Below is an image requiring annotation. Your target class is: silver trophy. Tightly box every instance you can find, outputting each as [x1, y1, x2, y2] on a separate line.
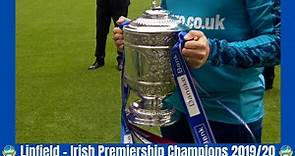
[123, 1, 188, 127]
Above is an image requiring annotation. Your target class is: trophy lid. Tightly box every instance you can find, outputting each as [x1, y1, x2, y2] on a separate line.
[124, 2, 187, 33]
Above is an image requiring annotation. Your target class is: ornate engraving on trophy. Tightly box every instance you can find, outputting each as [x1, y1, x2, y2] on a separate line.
[122, 4, 187, 127]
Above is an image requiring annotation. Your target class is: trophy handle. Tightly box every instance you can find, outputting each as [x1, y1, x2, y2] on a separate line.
[152, 0, 157, 9]
[152, 0, 161, 10]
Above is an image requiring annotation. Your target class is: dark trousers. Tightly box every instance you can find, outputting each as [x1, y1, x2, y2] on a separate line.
[160, 114, 262, 143]
[95, 4, 128, 62]
[263, 66, 275, 89]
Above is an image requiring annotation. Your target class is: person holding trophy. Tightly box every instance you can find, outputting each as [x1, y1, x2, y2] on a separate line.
[113, 0, 280, 143]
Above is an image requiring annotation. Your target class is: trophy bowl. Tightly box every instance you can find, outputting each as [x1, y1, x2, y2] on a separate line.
[123, 6, 188, 127]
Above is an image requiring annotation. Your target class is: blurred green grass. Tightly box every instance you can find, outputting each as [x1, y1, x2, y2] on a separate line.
[262, 67, 281, 143]
[16, 0, 280, 143]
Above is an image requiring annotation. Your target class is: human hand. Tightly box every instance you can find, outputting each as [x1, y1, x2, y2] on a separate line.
[182, 30, 210, 68]
[113, 16, 130, 50]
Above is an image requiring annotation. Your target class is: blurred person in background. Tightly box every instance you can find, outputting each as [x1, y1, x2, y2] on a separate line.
[89, 0, 130, 70]
[263, 66, 275, 90]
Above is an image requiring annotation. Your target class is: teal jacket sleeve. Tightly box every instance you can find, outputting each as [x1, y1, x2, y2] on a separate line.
[207, 0, 280, 68]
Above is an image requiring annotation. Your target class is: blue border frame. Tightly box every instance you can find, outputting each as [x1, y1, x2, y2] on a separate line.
[281, 0, 295, 145]
[0, 0, 15, 144]
[0, 0, 294, 147]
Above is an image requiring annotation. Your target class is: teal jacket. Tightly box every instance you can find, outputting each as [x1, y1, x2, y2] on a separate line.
[161, 0, 280, 124]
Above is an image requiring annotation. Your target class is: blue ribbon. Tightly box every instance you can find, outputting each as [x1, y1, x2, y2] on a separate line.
[119, 21, 134, 143]
[120, 66, 133, 143]
[118, 21, 131, 30]
[170, 32, 216, 144]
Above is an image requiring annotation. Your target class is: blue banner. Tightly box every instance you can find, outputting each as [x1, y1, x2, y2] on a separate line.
[0, 144, 291, 156]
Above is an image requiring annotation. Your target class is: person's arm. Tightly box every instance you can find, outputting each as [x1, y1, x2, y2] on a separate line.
[207, 0, 280, 68]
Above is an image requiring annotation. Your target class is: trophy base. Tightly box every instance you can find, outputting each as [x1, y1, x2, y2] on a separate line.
[126, 100, 180, 127]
